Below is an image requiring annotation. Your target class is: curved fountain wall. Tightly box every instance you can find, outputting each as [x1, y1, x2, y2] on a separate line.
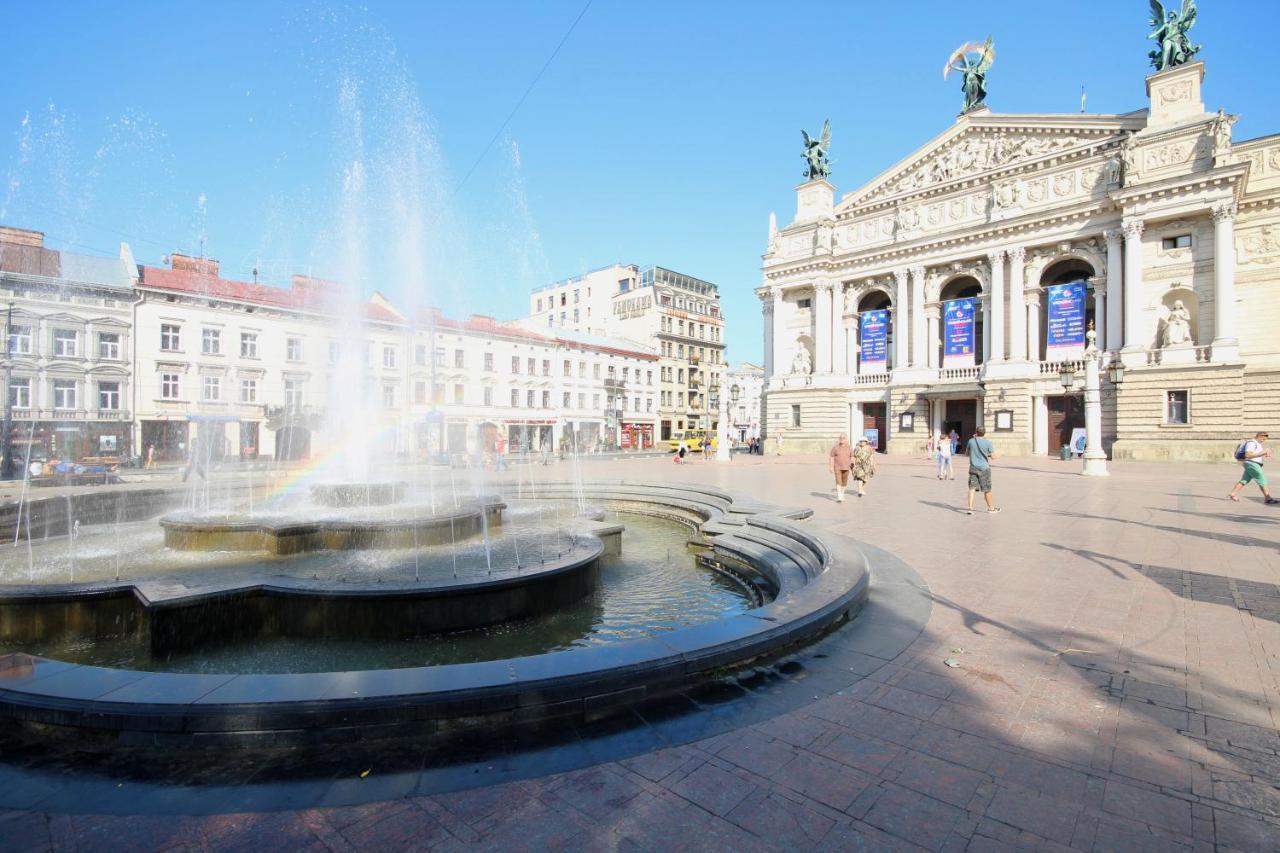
[0, 482, 868, 747]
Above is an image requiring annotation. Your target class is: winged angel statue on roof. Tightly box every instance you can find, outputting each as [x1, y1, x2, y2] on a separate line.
[801, 120, 831, 181]
[1148, 0, 1200, 71]
[944, 36, 995, 114]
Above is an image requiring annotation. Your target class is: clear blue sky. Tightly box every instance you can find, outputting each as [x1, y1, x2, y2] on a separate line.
[2, 1, 1274, 364]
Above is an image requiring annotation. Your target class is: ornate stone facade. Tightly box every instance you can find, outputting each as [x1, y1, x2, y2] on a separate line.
[758, 61, 1280, 462]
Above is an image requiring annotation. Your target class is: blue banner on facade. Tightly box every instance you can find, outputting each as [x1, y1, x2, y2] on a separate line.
[860, 309, 888, 364]
[943, 298, 976, 357]
[1046, 280, 1087, 350]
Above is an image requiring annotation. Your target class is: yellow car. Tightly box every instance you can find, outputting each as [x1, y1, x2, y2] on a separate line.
[667, 431, 719, 452]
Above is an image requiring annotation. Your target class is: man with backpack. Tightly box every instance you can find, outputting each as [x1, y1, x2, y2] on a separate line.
[1228, 432, 1278, 504]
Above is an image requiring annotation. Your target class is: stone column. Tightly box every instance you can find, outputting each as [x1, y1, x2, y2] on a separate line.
[925, 305, 940, 369]
[1211, 203, 1240, 362]
[981, 296, 992, 363]
[832, 286, 848, 374]
[987, 250, 1006, 362]
[1026, 291, 1042, 362]
[771, 286, 787, 380]
[910, 266, 927, 367]
[1104, 228, 1124, 351]
[760, 290, 776, 380]
[814, 282, 833, 373]
[1094, 287, 1107, 355]
[1121, 219, 1146, 359]
[893, 268, 909, 369]
[1007, 247, 1026, 361]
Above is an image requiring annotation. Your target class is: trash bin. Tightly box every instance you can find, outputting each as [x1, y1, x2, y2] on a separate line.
[1059, 444, 1072, 461]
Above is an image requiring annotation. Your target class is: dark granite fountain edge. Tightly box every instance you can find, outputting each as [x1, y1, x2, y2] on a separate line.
[0, 484, 867, 746]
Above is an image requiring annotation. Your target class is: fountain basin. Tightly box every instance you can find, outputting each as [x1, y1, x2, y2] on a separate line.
[0, 483, 868, 747]
[160, 498, 506, 554]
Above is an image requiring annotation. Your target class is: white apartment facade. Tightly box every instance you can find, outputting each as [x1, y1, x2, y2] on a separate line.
[725, 362, 765, 443]
[0, 227, 135, 466]
[528, 264, 636, 336]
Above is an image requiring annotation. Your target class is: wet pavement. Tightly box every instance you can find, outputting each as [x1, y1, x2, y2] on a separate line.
[3, 452, 1279, 850]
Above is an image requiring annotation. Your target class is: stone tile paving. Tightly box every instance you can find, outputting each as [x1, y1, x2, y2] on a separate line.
[7, 453, 1280, 850]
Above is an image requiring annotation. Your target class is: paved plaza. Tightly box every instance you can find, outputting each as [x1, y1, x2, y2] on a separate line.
[4, 451, 1280, 851]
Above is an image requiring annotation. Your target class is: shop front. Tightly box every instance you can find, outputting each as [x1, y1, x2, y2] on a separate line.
[10, 419, 132, 467]
[620, 422, 654, 450]
[142, 419, 188, 463]
[506, 419, 555, 454]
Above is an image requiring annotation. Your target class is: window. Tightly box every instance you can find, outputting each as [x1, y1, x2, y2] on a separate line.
[542, 359, 550, 376]
[511, 389, 519, 407]
[161, 373, 180, 399]
[202, 376, 221, 401]
[593, 363, 601, 379]
[53, 379, 76, 410]
[563, 360, 572, 376]
[383, 345, 397, 368]
[647, 370, 653, 385]
[541, 390, 550, 408]
[454, 384, 464, 404]
[526, 390, 535, 408]
[484, 353, 494, 372]
[592, 394, 600, 409]
[511, 356, 520, 374]
[562, 392, 570, 407]
[414, 380, 427, 404]
[536, 298, 543, 312]
[433, 347, 445, 367]
[160, 324, 181, 351]
[647, 398, 653, 412]
[284, 379, 303, 411]
[483, 387, 493, 406]
[97, 332, 121, 360]
[9, 324, 31, 355]
[573, 309, 579, 323]
[1162, 234, 1192, 250]
[797, 298, 812, 309]
[202, 328, 221, 355]
[415, 344, 427, 366]
[329, 341, 340, 365]
[432, 383, 445, 404]
[527, 358, 536, 374]
[241, 332, 258, 358]
[677, 392, 684, 406]
[454, 349, 465, 368]
[1165, 390, 1190, 425]
[573, 289, 580, 304]
[791, 404, 802, 427]
[578, 362, 585, 378]
[10, 378, 30, 408]
[240, 379, 258, 403]
[286, 337, 302, 362]
[382, 384, 396, 409]
[53, 329, 77, 357]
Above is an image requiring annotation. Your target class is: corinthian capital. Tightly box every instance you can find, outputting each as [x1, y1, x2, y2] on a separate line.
[1122, 219, 1145, 240]
[1211, 202, 1237, 224]
[1102, 227, 1123, 243]
[893, 268, 910, 286]
[1006, 247, 1026, 264]
[909, 265, 926, 281]
[987, 249, 1006, 265]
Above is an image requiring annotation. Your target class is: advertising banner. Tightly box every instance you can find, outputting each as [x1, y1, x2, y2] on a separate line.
[1046, 280, 1087, 351]
[859, 309, 888, 367]
[943, 298, 976, 366]
[863, 428, 879, 450]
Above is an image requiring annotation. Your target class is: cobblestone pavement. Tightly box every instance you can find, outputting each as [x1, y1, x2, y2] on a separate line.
[4, 453, 1280, 850]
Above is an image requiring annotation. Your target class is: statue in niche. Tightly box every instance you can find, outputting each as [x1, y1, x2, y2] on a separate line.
[945, 36, 995, 113]
[1148, 0, 1200, 72]
[815, 221, 833, 252]
[791, 344, 813, 375]
[1120, 136, 1139, 185]
[1162, 299, 1194, 347]
[801, 120, 831, 180]
[1211, 109, 1235, 157]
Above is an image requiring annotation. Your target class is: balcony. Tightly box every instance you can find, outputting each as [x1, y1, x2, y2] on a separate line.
[603, 377, 627, 390]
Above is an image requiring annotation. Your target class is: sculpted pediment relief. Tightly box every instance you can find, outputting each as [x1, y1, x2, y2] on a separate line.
[841, 124, 1126, 211]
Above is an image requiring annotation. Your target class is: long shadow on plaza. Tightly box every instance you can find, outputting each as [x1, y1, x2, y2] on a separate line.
[1030, 508, 1280, 553]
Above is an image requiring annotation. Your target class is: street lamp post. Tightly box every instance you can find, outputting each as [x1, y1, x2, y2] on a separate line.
[716, 384, 740, 462]
[1, 301, 13, 480]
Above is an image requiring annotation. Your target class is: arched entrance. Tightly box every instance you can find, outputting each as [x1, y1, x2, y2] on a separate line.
[938, 276, 984, 365]
[1037, 258, 1097, 360]
[855, 290, 893, 372]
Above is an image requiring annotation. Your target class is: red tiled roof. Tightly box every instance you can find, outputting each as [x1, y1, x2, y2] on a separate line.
[139, 265, 404, 324]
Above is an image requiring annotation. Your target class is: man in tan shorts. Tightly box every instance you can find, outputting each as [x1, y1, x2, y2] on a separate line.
[829, 433, 853, 503]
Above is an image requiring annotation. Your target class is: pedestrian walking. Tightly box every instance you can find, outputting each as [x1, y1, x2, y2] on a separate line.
[850, 437, 876, 497]
[144, 444, 156, 470]
[964, 427, 1000, 515]
[676, 441, 688, 464]
[1228, 431, 1278, 504]
[829, 433, 853, 502]
[948, 428, 960, 456]
[935, 430, 954, 480]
